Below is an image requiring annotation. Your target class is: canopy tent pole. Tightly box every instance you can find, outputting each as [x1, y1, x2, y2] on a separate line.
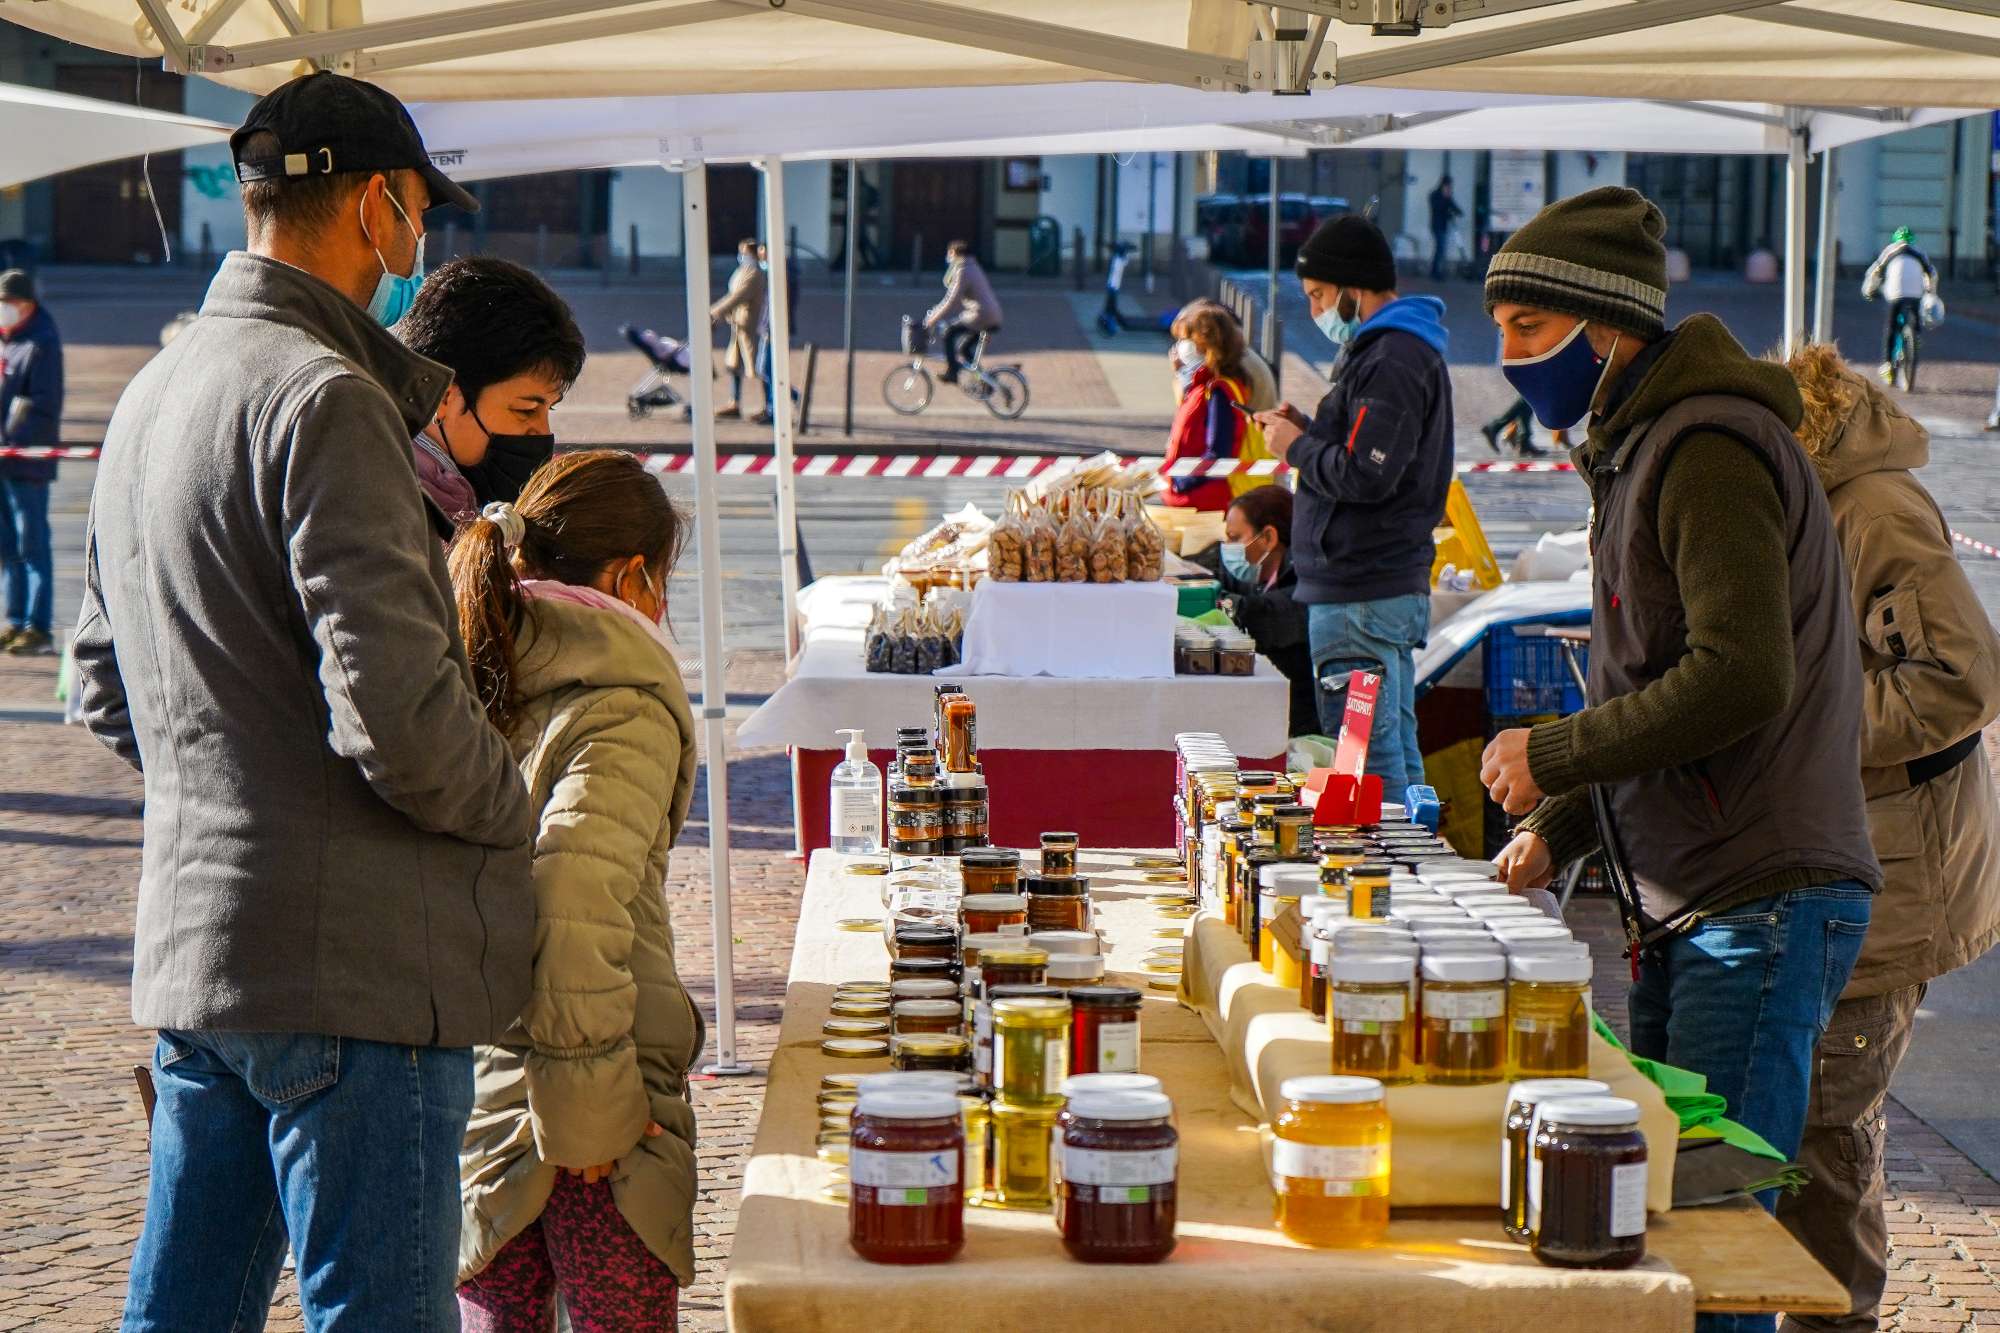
[843, 159, 859, 437]
[759, 156, 802, 661]
[1264, 155, 1281, 370]
[677, 161, 752, 1077]
[1813, 145, 1839, 344]
[1783, 114, 1809, 355]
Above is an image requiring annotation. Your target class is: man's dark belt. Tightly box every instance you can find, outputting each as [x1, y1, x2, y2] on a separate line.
[1908, 732, 1981, 788]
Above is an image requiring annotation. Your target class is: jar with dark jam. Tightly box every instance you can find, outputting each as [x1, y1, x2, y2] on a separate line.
[1067, 985, 1142, 1075]
[1501, 1078, 1609, 1241]
[893, 923, 959, 963]
[1531, 1096, 1648, 1269]
[890, 955, 960, 986]
[847, 1088, 965, 1264]
[1022, 875, 1091, 931]
[890, 1033, 973, 1073]
[1040, 831, 1080, 879]
[959, 847, 1021, 895]
[1057, 1089, 1178, 1263]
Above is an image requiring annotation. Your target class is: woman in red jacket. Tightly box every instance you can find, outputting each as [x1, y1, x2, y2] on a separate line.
[1161, 304, 1255, 511]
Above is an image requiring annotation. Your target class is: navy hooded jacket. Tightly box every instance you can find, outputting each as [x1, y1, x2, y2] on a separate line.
[1290, 295, 1453, 604]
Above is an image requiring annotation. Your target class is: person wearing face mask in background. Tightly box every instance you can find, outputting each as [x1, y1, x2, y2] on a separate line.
[1254, 214, 1452, 796]
[0, 268, 63, 656]
[1187, 485, 1317, 737]
[1161, 306, 1260, 513]
[396, 256, 587, 540]
[1171, 299, 1277, 413]
[73, 72, 534, 1331]
[1478, 193, 1878, 1333]
[709, 238, 768, 418]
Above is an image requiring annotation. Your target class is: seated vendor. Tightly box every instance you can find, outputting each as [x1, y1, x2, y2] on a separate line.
[1189, 485, 1317, 737]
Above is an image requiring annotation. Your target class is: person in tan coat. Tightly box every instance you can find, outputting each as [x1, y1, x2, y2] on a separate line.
[449, 450, 702, 1332]
[709, 237, 767, 417]
[1777, 343, 2000, 1333]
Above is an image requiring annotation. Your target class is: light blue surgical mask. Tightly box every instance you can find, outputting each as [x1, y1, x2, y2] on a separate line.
[1219, 541, 1255, 582]
[1502, 321, 1619, 430]
[1313, 290, 1361, 346]
[362, 188, 425, 328]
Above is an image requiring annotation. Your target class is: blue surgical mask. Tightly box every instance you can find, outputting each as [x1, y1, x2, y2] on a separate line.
[1313, 290, 1361, 346]
[362, 188, 425, 328]
[1502, 321, 1619, 430]
[1219, 542, 1255, 581]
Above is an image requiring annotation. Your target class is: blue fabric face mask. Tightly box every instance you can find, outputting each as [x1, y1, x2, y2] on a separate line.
[1220, 542, 1255, 581]
[363, 188, 426, 328]
[1502, 320, 1618, 430]
[1313, 290, 1360, 346]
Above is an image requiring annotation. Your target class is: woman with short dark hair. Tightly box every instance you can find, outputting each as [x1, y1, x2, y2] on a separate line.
[1192, 484, 1318, 737]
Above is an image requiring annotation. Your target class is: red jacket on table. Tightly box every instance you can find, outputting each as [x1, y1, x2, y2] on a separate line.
[1162, 365, 1249, 511]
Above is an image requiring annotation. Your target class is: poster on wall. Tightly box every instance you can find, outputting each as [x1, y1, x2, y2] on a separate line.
[1488, 150, 1547, 234]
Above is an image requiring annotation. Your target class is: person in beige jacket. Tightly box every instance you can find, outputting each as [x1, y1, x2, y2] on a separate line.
[449, 449, 702, 1332]
[709, 237, 768, 417]
[1777, 343, 2000, 1333]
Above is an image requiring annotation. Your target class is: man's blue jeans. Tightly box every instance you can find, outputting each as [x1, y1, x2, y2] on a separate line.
[1629, 882, 1873, 1333]
[0, 476, 53, 633]
[122, 1031, 475, 1333]
[1307, 593, 1429, 797]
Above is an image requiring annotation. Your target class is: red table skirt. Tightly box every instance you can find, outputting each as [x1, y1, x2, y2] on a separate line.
[792, 746, 1287, 854]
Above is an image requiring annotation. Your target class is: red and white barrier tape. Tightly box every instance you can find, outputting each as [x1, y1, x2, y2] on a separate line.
[1953, 530, 2000, 561]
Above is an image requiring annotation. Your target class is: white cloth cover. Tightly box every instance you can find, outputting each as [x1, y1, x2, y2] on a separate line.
[954, 579, 1176, 679]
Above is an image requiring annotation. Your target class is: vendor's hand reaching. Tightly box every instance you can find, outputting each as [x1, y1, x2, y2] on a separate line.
[1254, 404, 1310, 463]
[1495, 831, 1555, 893]
[568, 1121, 664, 1184]
[1480, 727, 1546, 815]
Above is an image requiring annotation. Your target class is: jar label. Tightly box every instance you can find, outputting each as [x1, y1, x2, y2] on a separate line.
[973, 1002, 993, 1077]
[1096, 1021, 1141, 1073]
[1271, 1139, 1385, 1191]
[1427, 989, 1504, 1023]
[849, 1147, 960, 1200]
[833, 787, 879, 839]
[1611, 1161, 1648, 1237]
[1062, 1144, 1177, 1187]
[1334, 991, 1406, 1023]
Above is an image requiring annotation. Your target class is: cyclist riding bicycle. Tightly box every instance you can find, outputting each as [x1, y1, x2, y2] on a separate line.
[1861, 225, 1937, 385]
[923, 241, 1003, 383]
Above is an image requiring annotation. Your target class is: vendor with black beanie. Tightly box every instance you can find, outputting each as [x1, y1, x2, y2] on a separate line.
[1254, 214, 1453, 797]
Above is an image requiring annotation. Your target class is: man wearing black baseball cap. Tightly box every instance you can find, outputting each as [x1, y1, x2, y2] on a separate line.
[1253, 214, 1453, 800]
[74, 72, 532, 1331]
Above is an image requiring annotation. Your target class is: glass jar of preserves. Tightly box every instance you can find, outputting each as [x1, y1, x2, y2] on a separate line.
[886, 783, 942, 856]
[1532, 1097, 1648, 1269]
[960, 1092, 992, 1205]
[1058, 1089, 1178, 1263]
[1319, 841, 1367, 889]
[1259, 889, 1303, 984]
[1062, 1072, 1162, 1099]
[1329, 953, 1416, 1084]
[960, 931, 1015, 980]
[824, 1017, 891, 1040]
[989, 1101, 1061, 1211]
[1344, 863, 1392, 919]
[848, 1088, 964, 1263]
[890, 1033, 973, 1073]
[893, 922, 959, 963]
[1022, 875, 1091, 932]
[1044, 953, 1106, 990]
[1216, 631, 1257, 678]
[961, 893, 1028, 935]
[1236, 853, 1279, 954]
[1249, 794, 1293, 850]
[889, 955, 959, 987]
[901, 746, 940, 787]
[977, 946, 1049, 996]
[1236, 770, 1283, 803]
[991, 996, 1071, 1107]
[1502, 1078, 1610, 1240]
[958, 847, 1021, 895]
[1420, 953, 1507, 1085]
[973, 983, 1062, 1088]
[941, 783, 988, 848]
[1272, 804, 1314, 860]
[1040, 832, 1080, 879]
[1509, 955, 1592, 1080]
[1218, 819, 1253, 926]
[1067, 985, 1142, 1075]
[940, 694, 979, 773]
[1271, 1075, 1391, 1247]
[891, 977, 961, 1004]
[830, 997, 893, 1020]
[892, 999, 965, 1037]
[1300, 901, 1343, 1013]
[1028, 929, 1098, 958]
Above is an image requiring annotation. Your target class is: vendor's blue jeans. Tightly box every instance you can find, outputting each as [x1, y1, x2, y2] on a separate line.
[1307, 593, 1429, 797]
[123, 1031, 474, 1332]
[1628, 882, 1873, 1333]
[0, 476, 53, 633]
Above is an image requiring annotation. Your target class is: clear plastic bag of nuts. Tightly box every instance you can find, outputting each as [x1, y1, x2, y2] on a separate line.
[1088, 490, 1128, 582]
[1024, 500, 1058, 582]
[1055, 494, 1091, 583]
[987, 491, 1027, 582]
[1125, 492, 1166, 581]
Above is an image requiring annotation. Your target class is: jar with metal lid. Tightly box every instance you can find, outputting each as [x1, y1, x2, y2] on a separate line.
[893, 922, 959, 962]
[1029, 928, 1099, 958]
[830, 997, 894, 1020]
[1067, 985, 1142, 1075]
[889, 955, 960, 987]
[1301, 900, 1346, 1014]
[1058, 1089, 1178, 1262]
[960, 1092, 993, 1205]
[940, 693, 978, 773]
[1218, 820, 1253, 926]
[1272, 804, 1315, 860]
[1236, 770, 1284, 803]
[941, 783, 988, 846]
[824, 1016, 891, 1040]
[1503, 939, 1592, 963]
[1329, 953, 1416, 1084]
[991, 995, 1071, 1107]
[960, 931, 1016, 980]
[890, 1033, 972, 1073]
[977, 946, 1048, 997]
[1249, 793, 1293, 850]
[1236, 852, 1280, 954]
[1420, 954, 1507, 1085]
[973, 981, 1062, 1088]
[959, 847, 1021, 895]
[848, 1087, 964, 1263]
[1271, 1075, 1391, 1247]
[1040, 831, 1080, 879]
[1023, 875, 1091, 932]
[1508, 955, 1592, 1079]
[961, 893, 1028, 936]
[1502, 1078, 1610, 1240]
[891, 977, 961, 1004]
[1062, 1072, 1162, 1099]
[1344, 862, 1392, 919]
[886, 783, 943, 856]
[989, 1101, 1061, 1210]
[1044, 953, 1107, 990]
[1531, 1096, 1648, 1269]
[1258, 886, 1303, 983]
[901, 747, 940, 787]
[892, 999, 965, 1037]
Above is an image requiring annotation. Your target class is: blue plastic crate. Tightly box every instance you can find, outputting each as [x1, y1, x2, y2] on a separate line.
[1484, 623, 1587, 720]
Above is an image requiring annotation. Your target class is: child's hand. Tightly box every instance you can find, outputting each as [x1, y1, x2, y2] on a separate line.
[568, 1122, 664, 1183]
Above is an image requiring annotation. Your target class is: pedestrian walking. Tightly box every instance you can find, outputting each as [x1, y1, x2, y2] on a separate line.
[396, 255, 586, 539]
[1254, 213, 1453, 797]
[1428, 175, 1463, 281]
[709, 238, 766, 418]
[71, 71, 533, 1331]
[1479, 188, 1881, 1333]
[0, 268, 62, 656]
[1161, 306, 1263, 514]
[752, 241, 800, 426]
[1775, 343, 2000, 1333]
[450, 450, 701, 1333]
[1172, 298, 1277, 412]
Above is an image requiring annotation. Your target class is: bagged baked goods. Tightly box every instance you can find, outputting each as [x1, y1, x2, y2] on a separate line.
[1125, 493, 1166, 582]
[988, 492, 1027, 582]
[1088, 491, 1128, 583]
[1024, 500, 1058, 582]
[864, 605, 894, 673]
[1055, 494, 1092, 583]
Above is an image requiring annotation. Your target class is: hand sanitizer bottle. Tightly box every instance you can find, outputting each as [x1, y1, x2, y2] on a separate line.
[830, 728, 883, 855]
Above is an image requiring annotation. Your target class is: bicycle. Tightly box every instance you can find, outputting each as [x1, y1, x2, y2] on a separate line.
[1887, 300, 1921, 392]
[883, 316, 1030, 420]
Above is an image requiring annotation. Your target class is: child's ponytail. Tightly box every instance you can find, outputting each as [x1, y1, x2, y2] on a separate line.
[449, 503, 527, 734]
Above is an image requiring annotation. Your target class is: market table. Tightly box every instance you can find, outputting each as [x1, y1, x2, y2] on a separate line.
[735, 577, 1290, 852]
[723, 850, 1848, 1331]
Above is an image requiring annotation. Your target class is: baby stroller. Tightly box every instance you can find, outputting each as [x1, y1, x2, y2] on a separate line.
[621, 323, 693, 419]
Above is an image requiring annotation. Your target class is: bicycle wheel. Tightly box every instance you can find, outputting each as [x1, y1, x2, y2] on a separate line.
[882, 363, 934, 415]
[981, 367, 1030, 420]
[1899, 330, 1920, 393]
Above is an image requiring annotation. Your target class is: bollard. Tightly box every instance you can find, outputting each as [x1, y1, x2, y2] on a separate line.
[629, 223, 640, 276]
[798, 342, 819, 435]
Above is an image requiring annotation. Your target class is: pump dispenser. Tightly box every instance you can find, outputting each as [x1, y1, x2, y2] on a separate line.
[831, 728, 884, 855]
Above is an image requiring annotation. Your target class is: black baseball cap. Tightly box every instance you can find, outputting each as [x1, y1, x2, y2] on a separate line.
[230, 70, 477, 214]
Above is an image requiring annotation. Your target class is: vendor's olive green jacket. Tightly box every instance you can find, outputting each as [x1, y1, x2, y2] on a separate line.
[459, 592, 703, 1286]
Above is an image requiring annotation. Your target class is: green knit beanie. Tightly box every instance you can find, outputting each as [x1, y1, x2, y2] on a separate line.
[1484, 186, 1670, 339]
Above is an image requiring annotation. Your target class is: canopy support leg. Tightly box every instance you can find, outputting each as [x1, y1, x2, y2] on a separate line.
[1783, 116, 1809, 356]
[1813, 145, 1839, 345]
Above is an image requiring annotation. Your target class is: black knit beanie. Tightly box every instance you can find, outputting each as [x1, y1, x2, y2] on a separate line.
[1295, 214, 1396, 291]
[1483, 186, 1669, 339]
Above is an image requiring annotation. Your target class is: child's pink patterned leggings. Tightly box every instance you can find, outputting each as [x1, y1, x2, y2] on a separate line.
[458, 1172, 680, 1333]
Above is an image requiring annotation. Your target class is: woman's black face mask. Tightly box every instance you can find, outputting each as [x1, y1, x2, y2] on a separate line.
[459, 404, 555, 508]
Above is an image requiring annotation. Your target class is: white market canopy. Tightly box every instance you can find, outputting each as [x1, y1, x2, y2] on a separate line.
[14, 1, 2000, 108]
[0, 81, 230, 190]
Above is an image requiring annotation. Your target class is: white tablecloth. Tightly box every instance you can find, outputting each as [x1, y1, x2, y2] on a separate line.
[957, 579, 1176, 678]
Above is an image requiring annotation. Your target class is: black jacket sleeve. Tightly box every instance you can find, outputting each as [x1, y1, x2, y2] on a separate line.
[1292, 347, 1434, 506]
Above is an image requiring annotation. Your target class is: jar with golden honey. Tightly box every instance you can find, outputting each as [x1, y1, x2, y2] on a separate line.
[892, 999, 965, 1037]
[1343, 863, 1392, 919]
[1023, 875, 1091, 932]
[989, 1100, 1061, 1211]
[1509, 955, 1592, 1079]
[890, 1033, 972, 1074]
[959, 847, 1021, 895]
[1329, 953, 1416, 1084]
[991, 995, 1070, 1107]
[1249, 793, 1292, 850]
[1272, 803, 1314, 860]
[1271, 1075, 1391, 1247]
[1039, 831, 1080, 879]
[962, 893, 1028, 936]
[1420, 953, 1507, 1085]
